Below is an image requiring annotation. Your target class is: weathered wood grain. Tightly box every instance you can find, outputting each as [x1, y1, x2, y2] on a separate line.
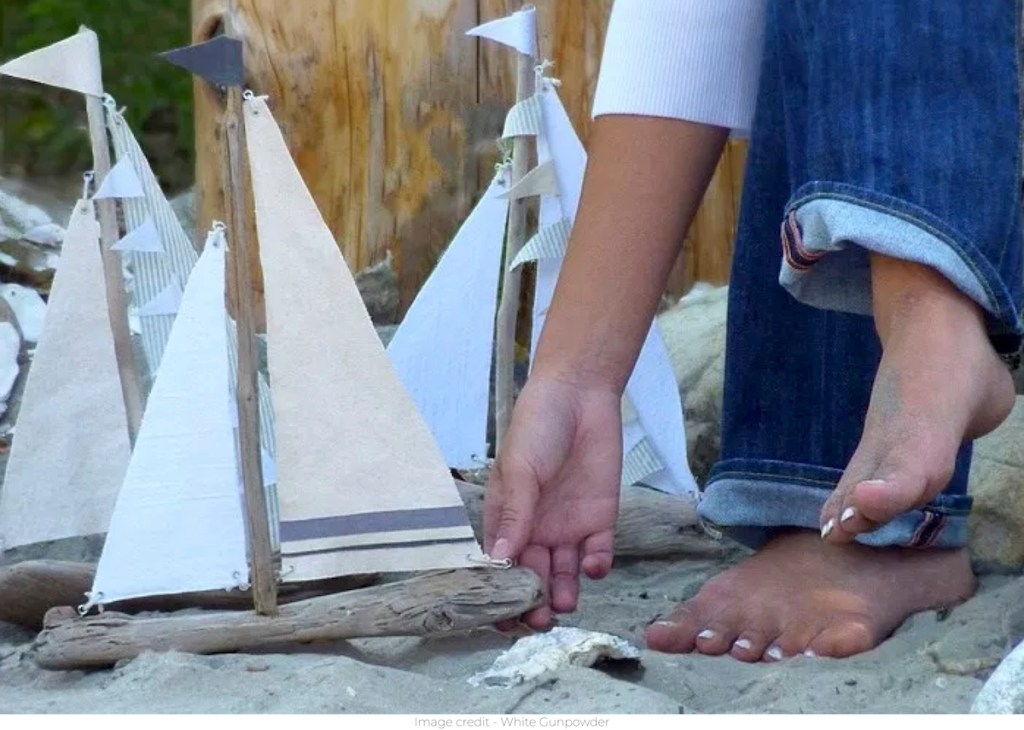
[32, 567, 544, 670]
[454, 480, 726, 559]
[0, 560, 376, 630]
[192, 0, 746, 328]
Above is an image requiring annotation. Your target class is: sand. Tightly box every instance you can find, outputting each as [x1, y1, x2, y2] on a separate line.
[2, 551, 1021, 714]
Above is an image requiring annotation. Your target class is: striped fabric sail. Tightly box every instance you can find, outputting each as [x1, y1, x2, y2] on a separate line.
[243, 94, 482, 581]
[107, 106, 280, 536]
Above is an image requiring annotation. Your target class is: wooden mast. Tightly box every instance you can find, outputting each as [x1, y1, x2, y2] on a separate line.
[220, 8, 278, 616]
[80, 26, 145, 442]
[493, 45, 536, 452]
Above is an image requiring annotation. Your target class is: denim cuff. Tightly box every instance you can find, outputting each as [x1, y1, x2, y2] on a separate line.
[779, 182, 1024, 353]
[698, 458, 972, 550]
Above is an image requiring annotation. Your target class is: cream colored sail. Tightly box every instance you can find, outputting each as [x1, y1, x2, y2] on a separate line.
[243, 94, 482, 582]
[0, 200, 130, 549]
[88, 229, 249, 606]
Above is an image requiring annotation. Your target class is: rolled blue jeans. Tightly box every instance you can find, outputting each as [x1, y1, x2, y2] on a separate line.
[698, 0, 1024, 549]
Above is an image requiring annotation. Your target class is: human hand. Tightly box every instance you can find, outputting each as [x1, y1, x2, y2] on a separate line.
[484, 375, 623, 629]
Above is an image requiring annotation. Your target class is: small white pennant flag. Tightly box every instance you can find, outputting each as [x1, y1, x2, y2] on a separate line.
[112, 216, 165, 253]
[498, 160, 559, 200]
[466, 7, 537, 57]
[137, 280, 183, 317]
[0, 29, 103, 97]
[93, 158, 145, 200]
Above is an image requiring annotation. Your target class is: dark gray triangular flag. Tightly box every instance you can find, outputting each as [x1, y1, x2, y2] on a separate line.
[159, 36, 243, 87]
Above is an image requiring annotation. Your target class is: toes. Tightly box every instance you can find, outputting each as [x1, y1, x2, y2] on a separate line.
[823, 453, 955, 544]
[806, 619, 878, 658]
[772, 619, 828, 660]
[728, 630, 775, 663]
[644, 604, 704, 654]
[693, 619, 743, 656]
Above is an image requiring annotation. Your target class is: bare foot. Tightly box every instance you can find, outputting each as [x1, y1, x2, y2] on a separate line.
[820, 256, 1015, 541]
[644, 530, 975, 660]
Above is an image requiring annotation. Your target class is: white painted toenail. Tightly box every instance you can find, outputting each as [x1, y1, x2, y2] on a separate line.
[803, 649, 817, 658]
[840, 507, 856, 523]
[733, 638, 753, 651]
[766, 646, 784, 661]
[697, 629, 717, 640]
[820, 519, 834, 539]
[652, 621, 677, 629]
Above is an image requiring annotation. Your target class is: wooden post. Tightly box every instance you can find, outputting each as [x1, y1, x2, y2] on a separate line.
[493, 51, 535, 452]
[81, 55, 145, 442]
[222, 80, 277, 616]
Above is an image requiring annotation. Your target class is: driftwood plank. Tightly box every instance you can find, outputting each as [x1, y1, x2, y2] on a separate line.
[0, 560, 376, 630]
[33, 567, 544, 670]
[455, 480, 726, 559]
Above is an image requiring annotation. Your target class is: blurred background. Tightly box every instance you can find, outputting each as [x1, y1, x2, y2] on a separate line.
[1, 0, 193, 191]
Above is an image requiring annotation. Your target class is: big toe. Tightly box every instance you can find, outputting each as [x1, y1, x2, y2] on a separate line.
[825, 449, 955, 543]
[806, 618, 878, 659]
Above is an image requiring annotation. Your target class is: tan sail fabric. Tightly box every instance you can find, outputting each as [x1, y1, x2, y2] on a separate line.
[0, 29, 103, 97]
[0, 201, 130, 549]
[243, 95, 481, 581]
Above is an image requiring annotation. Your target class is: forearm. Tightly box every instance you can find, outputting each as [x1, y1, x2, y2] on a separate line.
[531, 114, 729, 394]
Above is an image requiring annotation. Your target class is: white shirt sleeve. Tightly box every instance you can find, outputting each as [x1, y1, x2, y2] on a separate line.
[592, 0, 768, 134]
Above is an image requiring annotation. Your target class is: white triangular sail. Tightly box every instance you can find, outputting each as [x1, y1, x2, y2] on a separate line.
[93, 157, 145, 200]
[112, 215, 164, 253]
[107, 105, 278, 483]
[89, 231, 249, 606]
[387, 170, 511, 468]
[243, 94, 482, 582]
[0, 200, 130, 549]
[0, 29, 103, 97]
[466, 7, 537, 57]
[137, 280, 183, 317]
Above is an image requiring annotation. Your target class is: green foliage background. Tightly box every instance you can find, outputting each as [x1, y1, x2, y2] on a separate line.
[0, 0, 193, 190]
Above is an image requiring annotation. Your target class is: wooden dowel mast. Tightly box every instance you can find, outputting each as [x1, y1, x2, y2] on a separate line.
[493, 49, 536, 452]
[81, 31, 145, 442]
[222, 86, 277, 616]
[218, 7, 277, 615]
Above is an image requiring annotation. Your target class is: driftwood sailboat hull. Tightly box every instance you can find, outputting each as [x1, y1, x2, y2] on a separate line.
[0, 560, 377, 630]
[32, 567, 543, 670]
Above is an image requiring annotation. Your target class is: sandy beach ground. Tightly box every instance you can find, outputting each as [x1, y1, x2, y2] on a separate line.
[2, 550, 1021, 713]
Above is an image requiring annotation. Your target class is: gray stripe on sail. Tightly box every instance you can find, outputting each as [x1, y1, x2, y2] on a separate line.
[280, 506, 471, 542]
[282, 536, 478, 559]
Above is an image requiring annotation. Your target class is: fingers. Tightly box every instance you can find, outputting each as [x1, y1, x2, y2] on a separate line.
[550, 544, 580, 613]
[580, 529, 614, 580]
[519, 544, 553, 629]
[483, 462, 539, 562]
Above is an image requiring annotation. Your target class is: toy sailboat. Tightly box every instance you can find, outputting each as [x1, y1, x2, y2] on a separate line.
[27, 33, 540, 668]
[390, 8, 698, 497]
[0, 29, 278, 625]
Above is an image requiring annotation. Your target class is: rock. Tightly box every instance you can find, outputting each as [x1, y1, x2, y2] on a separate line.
[657, 285, 727, 484]
[355, 253, 400, 325]
[0, 285, 46, 344]
[968, 397, 1024, 571]
[0, 323, 20, 420]
[971, 639, 1024, 713]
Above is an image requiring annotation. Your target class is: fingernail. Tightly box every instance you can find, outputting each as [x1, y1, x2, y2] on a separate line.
[491, 538, 511, 560]
[840, 507, 856, 523]
[766, 646, 784, 661]
[803, 649, 817, 658]
[733, 638, 752, 651]
[697, 629, 717, 641]
[820, 519, 834, 539]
